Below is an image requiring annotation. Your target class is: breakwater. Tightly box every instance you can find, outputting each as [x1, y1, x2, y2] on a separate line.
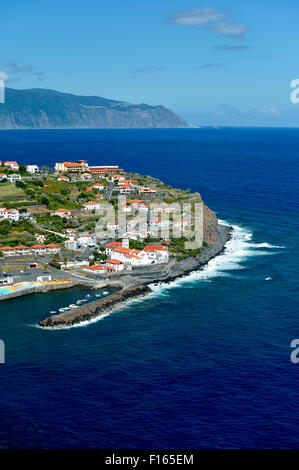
[38, 284, 152, 329]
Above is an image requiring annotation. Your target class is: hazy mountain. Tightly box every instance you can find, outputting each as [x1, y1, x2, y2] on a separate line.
[0, 88, 188, 129]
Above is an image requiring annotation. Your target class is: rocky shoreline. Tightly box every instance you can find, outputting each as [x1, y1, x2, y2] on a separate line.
[38, 223, 231, 329]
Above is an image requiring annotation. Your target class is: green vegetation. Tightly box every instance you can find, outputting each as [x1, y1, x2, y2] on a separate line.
[0, 183, 25, 197]
[169, 237, 203, 257]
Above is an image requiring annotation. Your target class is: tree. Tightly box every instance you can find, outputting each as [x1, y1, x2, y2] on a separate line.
[15, 180, 26, 189]
[41, 196, 49, 206]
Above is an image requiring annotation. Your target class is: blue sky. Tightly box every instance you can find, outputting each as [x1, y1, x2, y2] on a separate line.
[2, 0, 299, 126]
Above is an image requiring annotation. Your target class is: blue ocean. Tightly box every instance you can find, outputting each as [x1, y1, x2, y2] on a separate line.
[0, 128, 298, 449]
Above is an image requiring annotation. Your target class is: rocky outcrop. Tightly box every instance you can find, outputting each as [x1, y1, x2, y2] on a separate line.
[39, 284, 152, 329]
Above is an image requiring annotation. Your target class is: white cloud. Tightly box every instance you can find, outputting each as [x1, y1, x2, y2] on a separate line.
[217, 104, 279, 118]
[210, 22, 247, 39]
[171, 8, 227, 26]
[170, 7, 248, 40]
[258, 106, 280, 117]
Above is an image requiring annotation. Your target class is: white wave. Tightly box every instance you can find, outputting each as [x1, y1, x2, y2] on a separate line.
[149, 221, 282, 295]
[250, 242, 286, 249]
[37, 221, 283, 328]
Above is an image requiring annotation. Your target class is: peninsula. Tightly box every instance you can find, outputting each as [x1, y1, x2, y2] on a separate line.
[0, 158, 231, 327]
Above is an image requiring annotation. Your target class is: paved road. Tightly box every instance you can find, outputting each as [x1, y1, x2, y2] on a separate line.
[106, 182, 115, 200]
[33, 223, 67, 238]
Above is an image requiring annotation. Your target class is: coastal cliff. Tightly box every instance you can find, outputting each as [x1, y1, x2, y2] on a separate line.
[0, 88, 189, 129]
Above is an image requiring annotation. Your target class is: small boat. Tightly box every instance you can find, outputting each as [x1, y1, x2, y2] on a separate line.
[59, 307, 70, 312]
[86, 294, 92, 298]
[69, 304, 76, 308]
[103, 291, 109, 295]
[95, 294, 102, 298]
[50, 311, 56, 314]
[70, 305, 79, 309]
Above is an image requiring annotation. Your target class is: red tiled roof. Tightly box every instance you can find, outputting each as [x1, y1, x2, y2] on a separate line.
[143, 245, 168, 252]
[105, 241, 122, 247]
[113, 247, 132, 254]
[85, 265, 106, 271]
[64, 162, 82, 168]
[107, 259, 123, 265]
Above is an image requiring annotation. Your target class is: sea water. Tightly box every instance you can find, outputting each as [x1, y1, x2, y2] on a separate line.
[0, 128, 298, 448]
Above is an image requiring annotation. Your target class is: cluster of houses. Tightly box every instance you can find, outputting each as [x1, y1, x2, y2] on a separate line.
[0, 207, 35, 223]
[0, 161, 40, 175]
[0, 158, 172, 274]
[84, 238, 169, 275]
[0, 243, 60, 257]
[1, 161, 20, 171]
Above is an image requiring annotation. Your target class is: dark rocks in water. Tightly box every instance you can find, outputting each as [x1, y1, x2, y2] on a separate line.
[0, 88, 189, 129]
[39, 284, 152, 329]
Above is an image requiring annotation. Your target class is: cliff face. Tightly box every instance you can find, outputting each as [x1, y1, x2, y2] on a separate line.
[190, 191, 218, 244]
[0, 88, 188, 129]
[203, 205, 218, 244]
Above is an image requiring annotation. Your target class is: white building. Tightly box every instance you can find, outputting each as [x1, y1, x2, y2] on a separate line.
[0, 173, 7, 181]
[26, 165, 39, 174]
[93, 184, 104, 191]
[0, 208, 20, 221]
[77, 234, 96, 247]
[35, 234, 47, 244]
[8, 174, 22, 183]
[57, 176, 70, 182]
[105, 259, 124, 271]
[81, 173, 93, 181]
[120, 184, 135, 194]
[107, 240, 169, 267]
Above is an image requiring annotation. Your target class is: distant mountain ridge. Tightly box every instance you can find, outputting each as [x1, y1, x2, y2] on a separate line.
[0, 88, 189, 129]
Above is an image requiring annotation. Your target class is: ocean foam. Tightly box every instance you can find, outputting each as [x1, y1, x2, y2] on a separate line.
[37, 221, 285, 328]
[149, 221, 285, 294]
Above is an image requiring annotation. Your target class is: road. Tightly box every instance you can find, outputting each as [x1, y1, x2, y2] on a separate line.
[106, 182, 115, 200]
